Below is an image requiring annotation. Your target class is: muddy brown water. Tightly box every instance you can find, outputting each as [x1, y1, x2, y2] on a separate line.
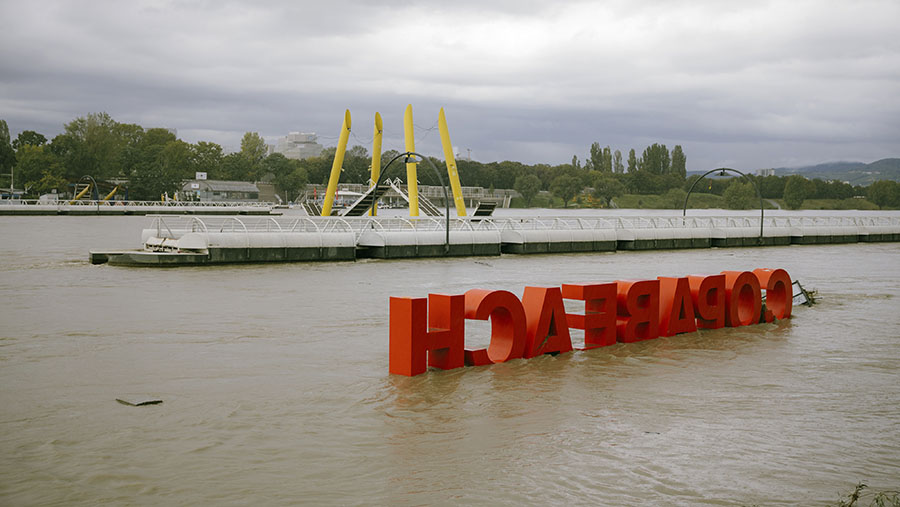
[1, 212, 898, 505]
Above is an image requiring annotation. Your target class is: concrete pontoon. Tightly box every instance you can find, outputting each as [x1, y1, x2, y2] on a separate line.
[89, 214, 900, 266]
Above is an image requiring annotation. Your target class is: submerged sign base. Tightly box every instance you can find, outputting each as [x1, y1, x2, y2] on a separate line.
[389, 268, 792, 376]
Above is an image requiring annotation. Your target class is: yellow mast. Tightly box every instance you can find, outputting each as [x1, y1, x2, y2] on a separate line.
[369, 112, 383, 216]
[321, 109, 352, 216]
[403, 104, 419, 217]
[102, 186, 118, 202]
[438, 108, 467, 216]
[69, 183, 91, 204]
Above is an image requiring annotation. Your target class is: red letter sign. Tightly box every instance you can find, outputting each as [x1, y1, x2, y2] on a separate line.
[616, 280, 660, 342]
[658, 277, 698, 336]
[689, 274, 725, 329]
[464, 289, 527, 366]
[754, 268, 792, 322]
[562, 283, 617, 349]
[721, 271, 762, 327]
[522, 286, 573, 358]
[389, 294, 465, 376]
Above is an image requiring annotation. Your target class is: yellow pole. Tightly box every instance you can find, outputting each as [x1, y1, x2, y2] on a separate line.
[438, 108, 467, 216]
[369, 112, 383, 216]
[102, 186, 118, 202]
[403, 104, 419, 217]
[69, 184, 91, 204]
[322, 109, 352, 216]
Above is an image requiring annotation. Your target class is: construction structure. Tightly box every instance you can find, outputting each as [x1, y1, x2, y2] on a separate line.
[319, 106, 468, 219]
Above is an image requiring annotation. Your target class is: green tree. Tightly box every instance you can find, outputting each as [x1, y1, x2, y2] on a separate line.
[12, 130, 47, 151]
[13, 144, 63, 195]
[275, 167, 308, 203]
[240, 132, 268, 180]
[550, 174, 582, 207]
[34, 171, 69, 196]
[221, 152, 253, 181]
[590, 172, 625, 207]
[723, 179, 757, 209]
[867, 180, 900, 209]
[627, 148, 638, 173]
[670, 145, 686, 178]
[588, 142, 603, 172]
[571, 155, 581, 171]
[613, 149, 624, 173]
[0, 120, 16, 181]
[640, 143, 670, 174]
[192, 141, 223, 179]
[758, 175, 784, 198]
[128, 139, 193, 200]
[514, 174, 542, 207]
[342, 145, 371, 184]
[602, 146, 612, 173]
[783, 175, 812, 210]
[56, 112, 129, 181]
[260, 152, 293, 182]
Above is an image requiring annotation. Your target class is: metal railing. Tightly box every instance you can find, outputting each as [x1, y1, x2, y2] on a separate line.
[0, 199, 275, 208]
[145, 214, 900, 238]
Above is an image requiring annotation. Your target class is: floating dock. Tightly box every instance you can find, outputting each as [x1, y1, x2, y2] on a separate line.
[0, 200, 277, 216]
[89, 214, 900, 266]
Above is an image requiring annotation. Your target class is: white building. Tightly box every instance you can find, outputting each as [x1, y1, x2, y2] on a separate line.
[182, 180, 260, 202]
[273, 132, 324, 160]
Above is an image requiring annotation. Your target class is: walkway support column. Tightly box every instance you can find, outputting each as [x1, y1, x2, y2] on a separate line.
[403, 104, 420, 217]
[322, 109, 352, 216]
[369, 112, 383, 216]
[438, 108, 467, 216]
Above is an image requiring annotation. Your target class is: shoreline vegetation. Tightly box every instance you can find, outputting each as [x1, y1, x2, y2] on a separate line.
[1, 114, 899, 210]
[509, 191, 888, 211]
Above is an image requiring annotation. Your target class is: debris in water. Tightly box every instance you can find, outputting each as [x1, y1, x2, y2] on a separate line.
[116, 398, 163, 407]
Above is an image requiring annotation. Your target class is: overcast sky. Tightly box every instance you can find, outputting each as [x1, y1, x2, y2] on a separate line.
[2, 0, 899, 171]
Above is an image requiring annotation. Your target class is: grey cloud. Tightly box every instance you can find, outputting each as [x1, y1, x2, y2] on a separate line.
[1, 0, 898, 171]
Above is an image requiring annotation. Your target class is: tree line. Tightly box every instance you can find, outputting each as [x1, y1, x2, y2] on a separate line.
[1, 113, 898, 208]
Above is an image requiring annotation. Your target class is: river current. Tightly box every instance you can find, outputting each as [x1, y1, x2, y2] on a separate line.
[1, 210, 898, 505]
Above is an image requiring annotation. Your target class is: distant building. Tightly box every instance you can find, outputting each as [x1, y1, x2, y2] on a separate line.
[756, 168, 776, 177]
[273, 132, 324, 160]
[182, 179, 260, 202]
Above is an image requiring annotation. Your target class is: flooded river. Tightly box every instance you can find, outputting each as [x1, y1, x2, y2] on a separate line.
[1, 211, 898, 505]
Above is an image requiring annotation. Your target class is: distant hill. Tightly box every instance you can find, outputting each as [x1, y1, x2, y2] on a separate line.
[774, 158, 900, 185]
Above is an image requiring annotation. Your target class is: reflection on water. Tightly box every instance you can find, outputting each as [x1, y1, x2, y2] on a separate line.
[1, 214, 899, 505]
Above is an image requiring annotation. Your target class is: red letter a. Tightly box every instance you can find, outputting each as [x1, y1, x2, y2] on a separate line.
[658, 277, 697, 336]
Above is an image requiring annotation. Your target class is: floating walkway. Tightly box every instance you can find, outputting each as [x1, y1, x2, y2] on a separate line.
[89, 214, 900, 266]
[0, 200, 276, 216]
